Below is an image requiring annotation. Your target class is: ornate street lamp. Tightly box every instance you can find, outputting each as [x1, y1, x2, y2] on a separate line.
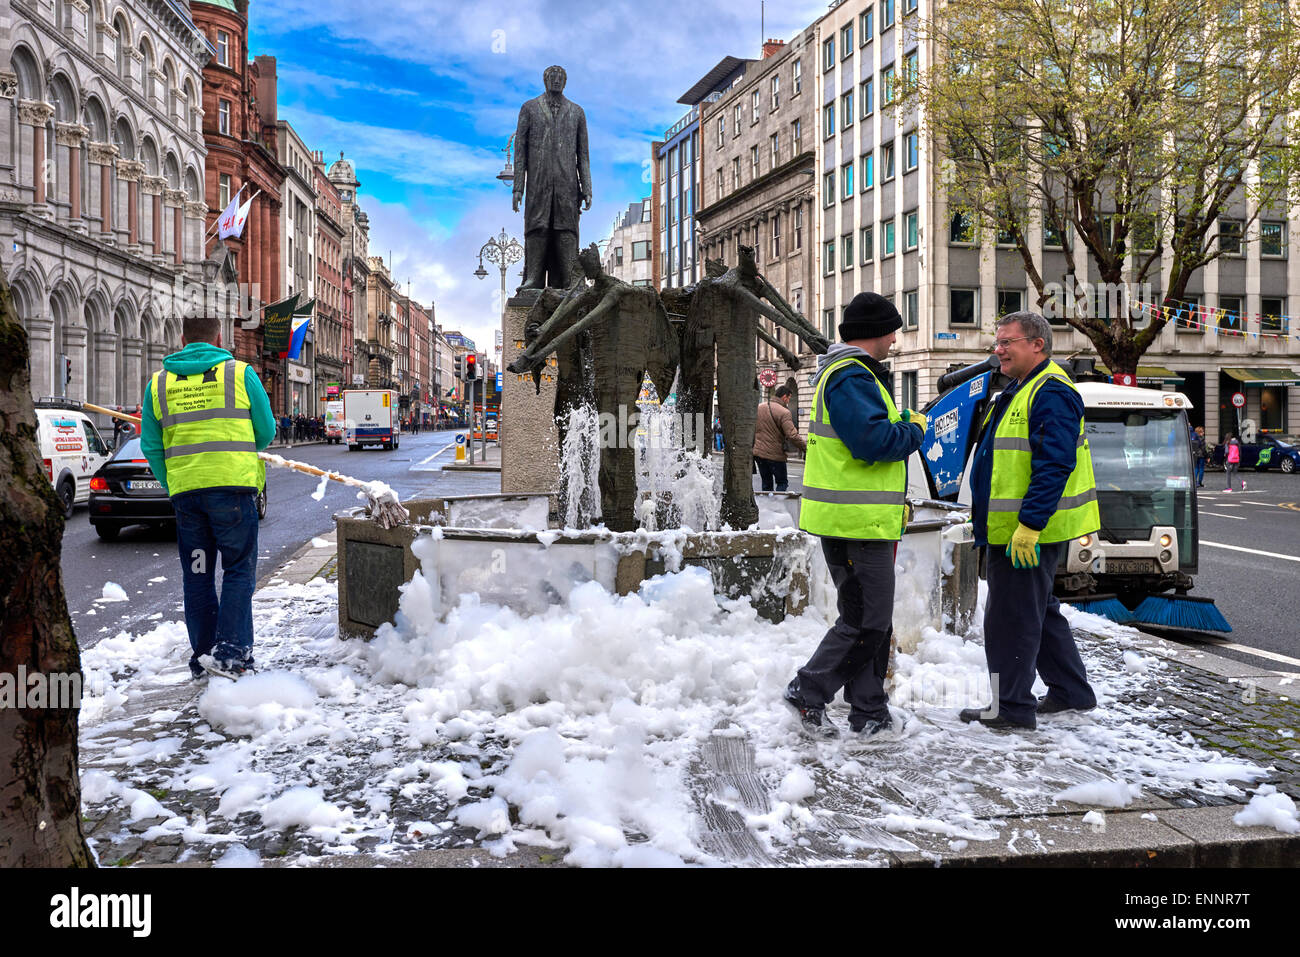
[496, 134, 515, 184]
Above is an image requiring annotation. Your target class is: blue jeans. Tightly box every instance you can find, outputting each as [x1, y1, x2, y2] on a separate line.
[1194, 459, 1205, 486]
[173, 490, 259, 666]
[754, 456, 789, 492]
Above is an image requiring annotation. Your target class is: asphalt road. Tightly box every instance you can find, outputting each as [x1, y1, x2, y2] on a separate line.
[61, 428, 499, 649]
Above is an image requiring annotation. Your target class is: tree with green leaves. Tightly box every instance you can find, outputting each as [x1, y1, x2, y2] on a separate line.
[912, 0, 1300, 374]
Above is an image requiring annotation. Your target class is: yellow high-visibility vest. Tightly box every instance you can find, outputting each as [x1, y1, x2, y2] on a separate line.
[151, 359, 259, 497]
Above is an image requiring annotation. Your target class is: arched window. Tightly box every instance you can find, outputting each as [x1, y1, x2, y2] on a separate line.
[163, 60, 177, 117]
[183, 77, 197, 131]
[113, 15, 130, 79]
[139, 38, 154, 100]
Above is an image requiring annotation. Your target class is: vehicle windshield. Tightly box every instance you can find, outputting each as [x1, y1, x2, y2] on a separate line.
[113, 438, 143, 460]
[1271, 437, 1294, 449]
[1084, 410, 1196, 569]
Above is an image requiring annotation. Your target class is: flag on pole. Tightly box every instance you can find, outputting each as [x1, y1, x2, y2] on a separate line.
[286, 299, 316, 362]
[217, 188, 253, 239]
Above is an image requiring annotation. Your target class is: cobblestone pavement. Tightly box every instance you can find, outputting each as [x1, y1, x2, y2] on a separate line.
[76, 548, 1299, 867]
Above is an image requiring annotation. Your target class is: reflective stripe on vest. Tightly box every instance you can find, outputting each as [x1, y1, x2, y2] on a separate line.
[983, 360, 1101, 545]
[798, 356, 908, 541]
[152, 359, 260, 496]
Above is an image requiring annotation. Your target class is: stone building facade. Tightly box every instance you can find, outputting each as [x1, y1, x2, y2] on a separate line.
[364, 254, 394, 388]
[276, 115, 314, 412]
[601, 198, 653, 287]
[312, 149, 346, 401]
[328, 151, 369, 388]
[3, 0, 213, 408]
[698, 32, 819, 395]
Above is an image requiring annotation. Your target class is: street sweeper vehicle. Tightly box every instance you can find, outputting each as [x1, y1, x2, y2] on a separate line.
[909, 357, 1230, 632]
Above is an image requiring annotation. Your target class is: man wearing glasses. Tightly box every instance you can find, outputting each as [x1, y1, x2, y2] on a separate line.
[961, 312, 1100, 730]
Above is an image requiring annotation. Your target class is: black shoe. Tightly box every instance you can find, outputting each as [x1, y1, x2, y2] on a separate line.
[959, 707, 1035, 730]
[850, 713, 893, 737]
[1037, 695, 1097, 715]
[784, 687, 839, 739]
[189, 658, 206, 680]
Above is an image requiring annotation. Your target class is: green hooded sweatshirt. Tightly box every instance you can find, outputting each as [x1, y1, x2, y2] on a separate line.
[140, 343, 276, 495]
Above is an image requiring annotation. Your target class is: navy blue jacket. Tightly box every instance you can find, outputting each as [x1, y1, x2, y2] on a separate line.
[970, 358, 1085, 546]
[818, 345, 924, 465]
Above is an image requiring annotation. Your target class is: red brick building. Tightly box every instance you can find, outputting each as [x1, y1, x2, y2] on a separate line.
[313, 152, 349, 397]
[192, 0, 285, 395]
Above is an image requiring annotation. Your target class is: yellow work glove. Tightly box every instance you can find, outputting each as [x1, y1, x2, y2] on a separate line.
[1008, 523, 1041, 569]
[902, 409, 928, 436]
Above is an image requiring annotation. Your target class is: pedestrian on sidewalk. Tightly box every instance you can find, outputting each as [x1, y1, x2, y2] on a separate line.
[785, 292, 926, 738]
[140, 315, 276, 679]
[1224, 433, 1244, 491]
[753, 384, 806, 492]
[963, 312, 1100, 731]
[1191, 425, 1207, 487]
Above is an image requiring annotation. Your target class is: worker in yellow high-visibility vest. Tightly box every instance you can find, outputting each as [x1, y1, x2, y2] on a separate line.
[784, 293, 926, 738]
[961, 312, 1100, 730]
[141, 315, 276, 680]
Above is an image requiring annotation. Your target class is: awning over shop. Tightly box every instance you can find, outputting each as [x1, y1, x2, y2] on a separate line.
[1223, 367, 1300, 387]
[1095, 364, 1185, 385]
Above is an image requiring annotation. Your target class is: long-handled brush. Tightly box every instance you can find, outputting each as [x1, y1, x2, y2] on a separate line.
[1068, 593, 1135, 623]
[84, 403, 410, 528]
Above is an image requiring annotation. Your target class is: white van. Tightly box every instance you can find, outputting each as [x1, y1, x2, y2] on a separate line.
[342, 389, 401, 450]
[34, 399, 113, 517]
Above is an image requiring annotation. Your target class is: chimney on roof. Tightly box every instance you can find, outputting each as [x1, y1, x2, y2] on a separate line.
[762, 38, 785, 59]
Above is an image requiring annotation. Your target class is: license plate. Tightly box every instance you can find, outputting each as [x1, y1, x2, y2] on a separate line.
[1104, 558, 1157, 574]
[128, 480, 162, 491]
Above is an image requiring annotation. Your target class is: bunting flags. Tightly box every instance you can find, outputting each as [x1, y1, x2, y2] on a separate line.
[1141, 300, 1293, 340]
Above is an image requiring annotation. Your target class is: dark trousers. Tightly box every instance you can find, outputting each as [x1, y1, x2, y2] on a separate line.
[755, 456, 788, 492]
[173, 490, 259, 667]
[792, 538, 896, 727]
[983, 542, 1096, 725]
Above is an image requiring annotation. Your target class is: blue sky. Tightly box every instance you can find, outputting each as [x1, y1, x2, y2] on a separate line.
[247, 0, 826, 353]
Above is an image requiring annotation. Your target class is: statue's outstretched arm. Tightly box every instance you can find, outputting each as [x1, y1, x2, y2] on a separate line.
[508, 289, 621, 373]
[755, 275, 829, 351]
[755, 325, 801, 370]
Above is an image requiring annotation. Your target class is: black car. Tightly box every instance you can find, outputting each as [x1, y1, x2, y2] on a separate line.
[88, 438, 268, 540]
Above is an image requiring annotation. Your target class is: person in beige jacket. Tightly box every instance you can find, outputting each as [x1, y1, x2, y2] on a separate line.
[753, 384, 807, 491]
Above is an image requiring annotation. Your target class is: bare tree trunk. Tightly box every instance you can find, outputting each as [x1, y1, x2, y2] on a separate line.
[0, 266, 94, 867]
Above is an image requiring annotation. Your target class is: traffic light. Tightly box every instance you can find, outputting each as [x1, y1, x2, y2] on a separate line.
[456, 354, 465, 379]
[465, 353, 478, 381]
[63, 355, 72, 388]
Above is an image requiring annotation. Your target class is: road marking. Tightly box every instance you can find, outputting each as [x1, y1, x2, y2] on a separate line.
[1202, 540, 1300, 563]
[419, 444, 455, 465]
[1212, 643, 1300, 669]
[1199, 511, 1246, 520]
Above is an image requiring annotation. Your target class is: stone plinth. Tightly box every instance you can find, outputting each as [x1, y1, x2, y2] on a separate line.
[500, 292, 560, 495]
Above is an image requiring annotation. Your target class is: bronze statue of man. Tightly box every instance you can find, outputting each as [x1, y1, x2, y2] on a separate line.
[512, 65, 592, 290]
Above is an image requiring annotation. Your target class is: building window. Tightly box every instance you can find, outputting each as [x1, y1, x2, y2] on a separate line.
[905, 210, 918, 250]
[1261, 220, 1286, 257]
[901, 370, 918, 411]
[792, 119, 803, 155]
[751, 145, 759, 179]
[951, 210, 974, 243]
[1043, 220, 1066, 248]
[770, 132, 779, 169]
[717, 115, 725, 147]
[950, 289, 978, 325]
[883, 220, 896, 256]
[905, 131, 919, 171]
[823, 171, 835, 207]
[861, 78, 874, 118]
[841, 91, 854, 129]
[770, 73, 780, 111]
[823, 102, 835, 139]
[716, 168, 724, 197]
[614, 246, 625, 267]
[732, 157, 740, 191]
[795, 207, 803, 249]
[883, 0, 895, 28]
[1219, 219, 1244, 255]
[842, 161, 854, 199]
[219, 173, 231, 209]
[824, 240, 835, 274]
[997, 289, 1025, 317]
[734, 103, 742, 137]
[842, 232, 854, 270]
[751, 89, 761, 124]
[632, 241, 651, 261]
[996, 217, 1017, 245]
[841, 24, 854, 56]
[881, 66, 895, 107]
[861, 225, 874, 263]
[1262, 297, 1285, 333]
[904, 290, 919, 329]
[218, 98, 231, 135]
[904, 51, 918, 91]
[1218, 295, 1243, 329]
[772, 213, 781, 259]
[823, 37, 835, 71]
[861, 154, 874, 190]
[793, 58, 802, 95]
[217, 30, 230, 67]
[882, 141, 895, 180]
[822, 309, 835, 339]
[861, 8, 874, 43]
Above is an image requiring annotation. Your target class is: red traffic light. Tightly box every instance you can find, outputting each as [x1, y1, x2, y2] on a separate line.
[466, 354, 478, 379]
